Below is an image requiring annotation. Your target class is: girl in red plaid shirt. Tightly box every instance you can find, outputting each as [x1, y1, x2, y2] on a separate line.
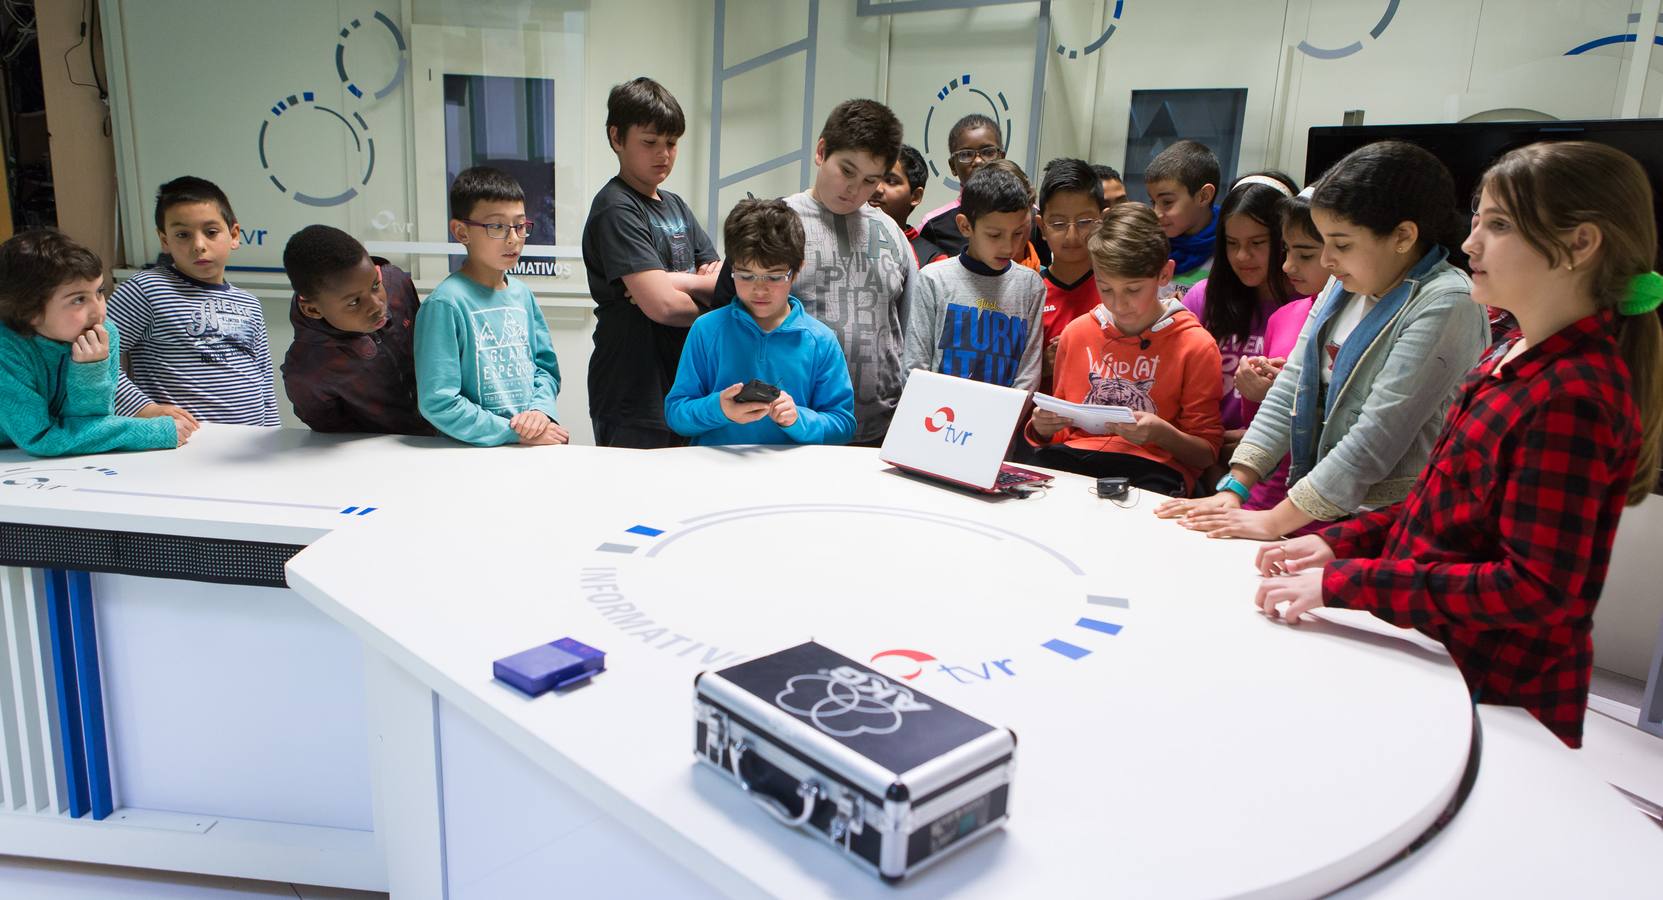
[1253, 141, 1663, 747]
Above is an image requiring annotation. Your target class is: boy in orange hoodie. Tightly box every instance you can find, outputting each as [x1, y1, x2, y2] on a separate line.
[1025, 202, 1223, 496]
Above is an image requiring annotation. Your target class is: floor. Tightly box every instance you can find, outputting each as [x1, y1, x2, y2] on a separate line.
[1582, 707, 1663, 818]
[0, 856, 386, 899]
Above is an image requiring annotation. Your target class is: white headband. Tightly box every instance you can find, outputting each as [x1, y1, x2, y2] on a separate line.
[1234, 175, 1295, 197]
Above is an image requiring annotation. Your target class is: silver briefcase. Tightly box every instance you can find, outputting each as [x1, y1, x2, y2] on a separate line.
[693, 641, 1016, 882]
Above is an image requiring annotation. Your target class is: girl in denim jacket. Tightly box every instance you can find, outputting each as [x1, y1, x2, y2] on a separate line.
[1158, 141, 1488, 539]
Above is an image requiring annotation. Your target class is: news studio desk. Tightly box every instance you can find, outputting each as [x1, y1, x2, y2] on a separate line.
[0, 427, 1656, 897]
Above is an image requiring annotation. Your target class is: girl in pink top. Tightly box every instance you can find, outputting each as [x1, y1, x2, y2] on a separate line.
[1234, 189, 1326, 510]
[1180, 172, 1304, 455]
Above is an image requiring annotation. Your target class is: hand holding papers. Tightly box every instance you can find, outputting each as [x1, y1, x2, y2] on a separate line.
[1032, 393, 1137, 435]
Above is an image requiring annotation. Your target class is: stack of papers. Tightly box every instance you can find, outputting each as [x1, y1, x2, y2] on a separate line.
[1032, 393, 1136, 434]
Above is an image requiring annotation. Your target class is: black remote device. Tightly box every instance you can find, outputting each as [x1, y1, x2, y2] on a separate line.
[1096, 476, 1130, 500]
[734, 379, 781, 404]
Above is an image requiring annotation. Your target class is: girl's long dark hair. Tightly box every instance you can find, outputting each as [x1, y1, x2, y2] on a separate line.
[1204, 171, 1299, 344]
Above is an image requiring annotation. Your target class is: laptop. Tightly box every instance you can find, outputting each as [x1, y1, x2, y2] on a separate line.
[879, 370, 1054, 495]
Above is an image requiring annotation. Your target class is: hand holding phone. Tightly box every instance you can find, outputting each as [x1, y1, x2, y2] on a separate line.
[733, 379, 781, 404]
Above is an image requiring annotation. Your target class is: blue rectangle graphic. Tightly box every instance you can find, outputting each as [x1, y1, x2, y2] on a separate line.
[626, 525, 664, 537]
[1076, 617, 1123, 636]
[1042, 639, 1090, 660]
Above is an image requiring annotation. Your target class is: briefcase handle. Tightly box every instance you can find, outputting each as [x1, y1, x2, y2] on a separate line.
[729, 739, 822, 828]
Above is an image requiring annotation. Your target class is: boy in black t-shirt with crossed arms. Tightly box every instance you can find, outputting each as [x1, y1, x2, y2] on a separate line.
[581, 77, 720, 448]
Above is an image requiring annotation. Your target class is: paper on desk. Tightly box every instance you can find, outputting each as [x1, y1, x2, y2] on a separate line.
[1032, 393, 1137, 433]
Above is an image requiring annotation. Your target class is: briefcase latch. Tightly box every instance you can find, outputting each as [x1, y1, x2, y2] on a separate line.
[828, 791, 865, 850]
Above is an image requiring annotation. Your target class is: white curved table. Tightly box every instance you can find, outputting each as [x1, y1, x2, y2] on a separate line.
[287, 442, 1477, 898]
[1, 426, 1655, 897]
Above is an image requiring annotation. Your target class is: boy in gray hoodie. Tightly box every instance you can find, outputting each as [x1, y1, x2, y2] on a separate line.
[784, 99, 916, 445]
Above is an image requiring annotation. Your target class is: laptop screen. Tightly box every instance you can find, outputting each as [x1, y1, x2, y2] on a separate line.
[879, 370, 1030, 490]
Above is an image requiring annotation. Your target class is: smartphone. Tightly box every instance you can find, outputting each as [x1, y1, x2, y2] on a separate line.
[734, 379, 781, 404]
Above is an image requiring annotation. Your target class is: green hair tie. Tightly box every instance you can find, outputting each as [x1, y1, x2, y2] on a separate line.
[1621, 270, 1663, 316]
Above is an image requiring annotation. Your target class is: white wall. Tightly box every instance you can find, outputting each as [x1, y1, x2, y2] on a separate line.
[103, 0, 1663, 441]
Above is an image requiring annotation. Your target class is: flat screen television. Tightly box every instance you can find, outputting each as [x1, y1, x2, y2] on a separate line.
[1304, 118, 1663, 262]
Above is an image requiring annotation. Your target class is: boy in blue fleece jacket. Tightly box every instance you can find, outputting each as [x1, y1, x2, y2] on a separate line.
[664, 199, 854, 446]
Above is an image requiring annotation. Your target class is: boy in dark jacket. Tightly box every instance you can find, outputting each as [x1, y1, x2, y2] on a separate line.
[280, 225, 432, 435]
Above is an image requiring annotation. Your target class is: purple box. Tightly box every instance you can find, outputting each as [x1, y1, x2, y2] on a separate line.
[493, 637, 605, 696]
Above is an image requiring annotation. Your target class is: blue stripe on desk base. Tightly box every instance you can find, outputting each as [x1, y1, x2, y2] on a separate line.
[67, 571, 114, 819]
[43, 570, 90, 818]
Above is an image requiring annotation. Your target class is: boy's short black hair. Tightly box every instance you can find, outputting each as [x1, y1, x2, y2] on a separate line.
[724, 198, 806, 272]
[1144, 140, 1221, 196]
[0, 229, 104, 332]
[948, 114, 1001, 151]
[1091, 163, 1123, 183]
[959, 159, 1034, 224]
[897, 144, 928, 192]
[154, 176, 237, 232]
[449, 166, 525, 221]
[818, 99, 903, 170]
[283, 225, 370, 299]
[605, 77, 686, 143]
[1039, 158, 1105, 212]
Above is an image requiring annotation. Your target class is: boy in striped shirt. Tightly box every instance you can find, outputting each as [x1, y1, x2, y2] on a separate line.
[107, 176, 280, 428]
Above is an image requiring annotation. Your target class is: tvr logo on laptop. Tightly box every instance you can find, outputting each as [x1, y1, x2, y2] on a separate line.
[923, 406, 974, 446]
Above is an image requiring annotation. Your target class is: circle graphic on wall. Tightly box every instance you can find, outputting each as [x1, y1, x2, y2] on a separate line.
[1564, 12, 1663, 55]
[257, 93, 376, 207]
[337, 11, 409, 101]
[1296, 0, 1401, 59]
[1054, 0, 1125, 59]
[922, 74, 1015, 192]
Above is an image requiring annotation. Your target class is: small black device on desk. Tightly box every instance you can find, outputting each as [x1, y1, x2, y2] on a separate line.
[1096, 476, 1130, 500]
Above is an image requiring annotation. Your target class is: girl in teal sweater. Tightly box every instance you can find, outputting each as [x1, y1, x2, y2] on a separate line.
[0, 230, 191, 456]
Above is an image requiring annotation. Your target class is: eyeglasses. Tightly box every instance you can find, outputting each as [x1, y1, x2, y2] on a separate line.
[950, 147, 1005, 166]
[1044, 216, 1103, 234]
[732, 271, 793, 284]
[459, 220, 535, 240]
